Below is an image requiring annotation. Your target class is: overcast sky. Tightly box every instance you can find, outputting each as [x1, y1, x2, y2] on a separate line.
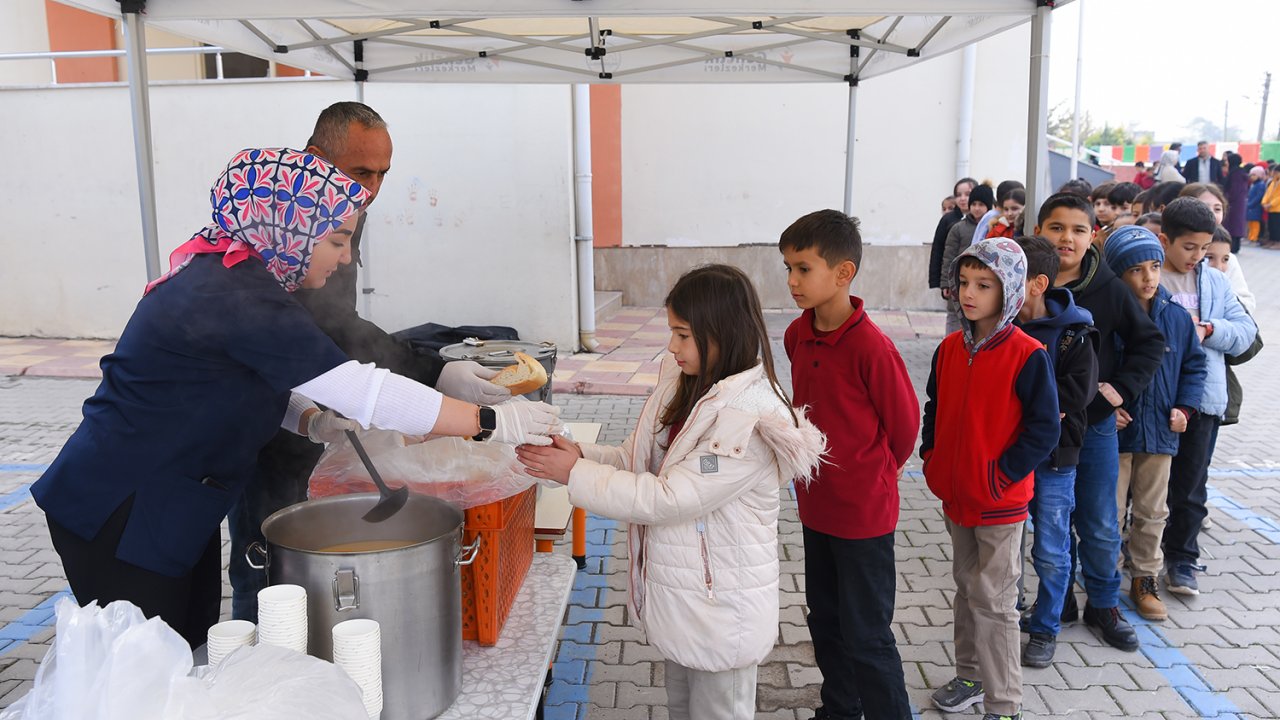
[1045, 0, 1276, 143]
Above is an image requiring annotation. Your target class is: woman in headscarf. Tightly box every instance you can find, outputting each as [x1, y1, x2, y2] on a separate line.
[1156, 149, 1186, 184]
[33, 148, 560, 648]
[1246, 165, 1268, 243]
[1221, 152, 1248, 252]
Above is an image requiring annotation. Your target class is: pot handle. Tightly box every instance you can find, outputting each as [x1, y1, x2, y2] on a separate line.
[455, 535, 482, 566]
[333, 568, 360, 612]
[245, 541, 269, 570]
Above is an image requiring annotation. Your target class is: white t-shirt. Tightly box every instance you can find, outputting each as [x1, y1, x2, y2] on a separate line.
[1163, 269, 1199, 321]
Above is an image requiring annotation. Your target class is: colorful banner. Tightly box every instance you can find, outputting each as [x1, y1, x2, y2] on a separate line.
[1092, 142, 1280, 166]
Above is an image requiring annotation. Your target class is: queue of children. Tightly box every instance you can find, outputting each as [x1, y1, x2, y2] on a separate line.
[515, 178, 1259, 720]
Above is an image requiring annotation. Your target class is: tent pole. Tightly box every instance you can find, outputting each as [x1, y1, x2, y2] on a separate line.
[1025, 1, 1054, 218]
[352, 40, 374, 320]
[843, 82, 857, 216]
[572, 84, 599, 353]
[121, 6, 161, 281]
[1069, 0, 1084, 181]
[956, 44, 976, 180]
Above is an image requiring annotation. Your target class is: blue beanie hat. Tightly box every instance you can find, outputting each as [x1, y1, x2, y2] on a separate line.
[1104, 225, 1163, 276]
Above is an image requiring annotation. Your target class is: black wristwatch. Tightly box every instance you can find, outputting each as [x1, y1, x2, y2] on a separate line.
[473, 406, 496, 441]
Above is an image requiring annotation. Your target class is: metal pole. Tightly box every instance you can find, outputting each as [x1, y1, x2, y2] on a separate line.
[1224, 100, 1229, 142]
[1025, 1, 1053, 217]
[843, 82, 857, 216]
[573, 83, 599, 353]
[1260, 72, 1271, 143]
[1070, 0, 1084, 180]
[956, 44, 976, 179]
[122, 8, 162, 281]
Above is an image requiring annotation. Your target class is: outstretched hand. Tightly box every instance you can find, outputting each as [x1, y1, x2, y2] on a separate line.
[516, 435, 582, 485]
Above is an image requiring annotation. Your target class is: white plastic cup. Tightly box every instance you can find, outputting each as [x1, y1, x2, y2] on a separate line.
[256, 584, 307, 653]
[206, 619, 256, 667]
[332, 619, 383, 717]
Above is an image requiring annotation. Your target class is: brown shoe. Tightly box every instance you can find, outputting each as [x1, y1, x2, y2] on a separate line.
[1131, 576, 1168, 621]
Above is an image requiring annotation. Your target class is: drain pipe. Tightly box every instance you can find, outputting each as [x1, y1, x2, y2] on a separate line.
[572, 83, 600, 353]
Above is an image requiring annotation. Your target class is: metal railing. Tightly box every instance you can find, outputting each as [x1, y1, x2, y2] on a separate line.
[0, 45, 312, 85]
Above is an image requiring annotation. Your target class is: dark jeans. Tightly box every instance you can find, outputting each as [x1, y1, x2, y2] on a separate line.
[804, 527, 911, 720]
[228, 431, 322, 621]
[1068, 416, 1122, 608]
[1164, 413, 1220, 565]
[47, 497, 220, 650]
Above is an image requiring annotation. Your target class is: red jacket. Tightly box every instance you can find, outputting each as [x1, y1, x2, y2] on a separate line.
[784, 298, 919, 539]
[921, 326, 1059, 526]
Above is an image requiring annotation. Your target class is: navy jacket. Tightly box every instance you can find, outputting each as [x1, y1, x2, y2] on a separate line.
[33, 255, 348, 577]
[1118, 287, 1208, 455]
[1016, 288, 1099, 469]
[1060, 246, 1165, 424]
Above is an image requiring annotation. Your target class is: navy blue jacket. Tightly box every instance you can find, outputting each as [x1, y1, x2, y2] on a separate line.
[1016, 288, 1099, 469]
[33, 255, 348, 577]
[1118, 287, 1209, 455]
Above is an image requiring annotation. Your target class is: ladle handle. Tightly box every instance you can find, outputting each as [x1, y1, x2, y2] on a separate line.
[345, 430, 392, 494]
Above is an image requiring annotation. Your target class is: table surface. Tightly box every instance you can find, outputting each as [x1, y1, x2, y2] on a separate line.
[436, 553, 577, 720]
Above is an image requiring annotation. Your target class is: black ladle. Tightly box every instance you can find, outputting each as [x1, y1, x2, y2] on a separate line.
[345, 430, 409, 523]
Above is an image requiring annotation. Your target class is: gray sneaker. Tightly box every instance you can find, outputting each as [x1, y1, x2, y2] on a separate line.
[982, 714, 1022, 720]
[931, 676, 985, 713]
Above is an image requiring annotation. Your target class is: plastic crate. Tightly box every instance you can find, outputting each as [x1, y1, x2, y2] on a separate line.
[461, 486, 536, 645]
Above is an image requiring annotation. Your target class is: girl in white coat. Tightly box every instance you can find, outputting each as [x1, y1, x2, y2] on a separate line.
[518, 265, 825, 720]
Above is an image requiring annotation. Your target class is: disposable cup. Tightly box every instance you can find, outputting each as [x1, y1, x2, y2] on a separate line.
[206, 620, 256, 666]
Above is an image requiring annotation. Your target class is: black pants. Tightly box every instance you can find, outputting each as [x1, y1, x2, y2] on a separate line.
[47, 497, 221, 650]
[1163, 413, 1220, 566]
[804, 527, 912, 720]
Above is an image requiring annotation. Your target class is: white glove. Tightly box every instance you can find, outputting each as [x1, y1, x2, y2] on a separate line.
[306, 409, 359, 444]
[436, 361, 512, 405]
[491, 401, 561, 446]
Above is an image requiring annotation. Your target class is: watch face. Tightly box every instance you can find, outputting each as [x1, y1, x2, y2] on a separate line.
[480, 406, 497, 431]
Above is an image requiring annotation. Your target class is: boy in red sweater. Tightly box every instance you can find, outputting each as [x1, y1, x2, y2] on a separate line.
[780, 210, 919, 720]
[921, 239, 1060, 720]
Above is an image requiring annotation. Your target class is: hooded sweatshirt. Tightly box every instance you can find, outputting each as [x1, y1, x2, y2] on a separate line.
[921, 239, 1060, 527]
[1016, 287, 1099, 469]
[1060, 245, 1165, 425]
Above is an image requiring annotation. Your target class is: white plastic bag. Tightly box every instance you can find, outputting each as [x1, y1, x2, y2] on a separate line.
[0, 599, 367, 720]
[309, 427, 541, 508]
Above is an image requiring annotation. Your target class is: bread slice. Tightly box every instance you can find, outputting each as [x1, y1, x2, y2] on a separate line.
[489, 351, 548, 395]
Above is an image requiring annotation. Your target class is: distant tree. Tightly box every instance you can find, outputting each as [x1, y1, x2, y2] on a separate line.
[1085, 123, 1134, 147]
[1181, 116, 1245, 143]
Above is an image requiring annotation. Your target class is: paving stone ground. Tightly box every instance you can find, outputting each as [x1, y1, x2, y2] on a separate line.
[4, 244, 1280, 717]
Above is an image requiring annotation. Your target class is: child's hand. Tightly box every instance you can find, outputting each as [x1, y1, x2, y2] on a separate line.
[1195, 323, 1208, 343]
[1115, 407, 1133, 430]
[515, 435, 581, 485]
[1098, 382, 1124, 408]
[1170, 408, 1188, 433]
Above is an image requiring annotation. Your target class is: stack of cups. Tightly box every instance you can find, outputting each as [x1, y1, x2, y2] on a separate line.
[332, 618, 383, 718]
[206, 619, 256, 667]
[256, 584, 308, 653]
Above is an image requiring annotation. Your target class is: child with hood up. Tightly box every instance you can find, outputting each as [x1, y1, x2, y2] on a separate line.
[922, 239, 1060, 720]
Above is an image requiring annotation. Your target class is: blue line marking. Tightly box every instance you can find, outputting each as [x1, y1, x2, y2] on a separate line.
[0, 483, 32, 512]
[0, 463, 49, 473]
[1121, 595, 1242, 718]
[545, 511, 617, 720]
[0, 588, 72, 659]
[1208, 485, 1280, 543]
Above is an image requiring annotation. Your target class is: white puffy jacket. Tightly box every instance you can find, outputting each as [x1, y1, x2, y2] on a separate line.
[568, 355, 825, 672]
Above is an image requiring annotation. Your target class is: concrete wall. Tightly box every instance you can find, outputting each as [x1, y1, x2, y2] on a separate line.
[594, 245, 945, 311]
[0, 81, 579, 348]
[0, 0, 52, 84]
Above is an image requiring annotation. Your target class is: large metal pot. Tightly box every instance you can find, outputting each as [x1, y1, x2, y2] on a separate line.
[248, 493, 480, 720]
[439, 339, 557, 403]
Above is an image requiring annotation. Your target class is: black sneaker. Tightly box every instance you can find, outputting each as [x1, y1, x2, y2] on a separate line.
[813, 706, 861, 720]
[1083, 603, 1139, 651]
[931, 676, 985, 713]
[1167, 562, 1206, 596]
[1061, 591, 1079, 624]
[1022, 632, 1057, 668]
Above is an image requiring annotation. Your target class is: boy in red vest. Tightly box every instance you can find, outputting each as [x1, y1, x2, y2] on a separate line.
[780, 210, 919, 720]
[921, 239, 1060, 720]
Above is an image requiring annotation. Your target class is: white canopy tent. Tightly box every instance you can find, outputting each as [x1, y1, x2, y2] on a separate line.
[61, 0, 1065, 350]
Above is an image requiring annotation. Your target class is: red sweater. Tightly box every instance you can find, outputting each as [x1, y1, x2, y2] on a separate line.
[784, 298, 919, 539]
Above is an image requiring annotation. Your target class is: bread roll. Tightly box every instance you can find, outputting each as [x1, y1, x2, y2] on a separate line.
[488, 351, 548, 395]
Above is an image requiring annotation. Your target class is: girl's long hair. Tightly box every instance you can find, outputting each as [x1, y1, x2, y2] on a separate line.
[658, 264, 797, 429]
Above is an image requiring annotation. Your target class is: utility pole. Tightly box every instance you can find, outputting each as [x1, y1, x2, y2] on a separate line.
[1260, 72, 1271, 143]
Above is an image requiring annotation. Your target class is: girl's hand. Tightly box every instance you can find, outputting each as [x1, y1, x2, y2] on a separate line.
[516, 435, 581, 485]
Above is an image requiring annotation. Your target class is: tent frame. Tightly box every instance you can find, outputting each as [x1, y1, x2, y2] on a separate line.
[108, 1, 1058, 351]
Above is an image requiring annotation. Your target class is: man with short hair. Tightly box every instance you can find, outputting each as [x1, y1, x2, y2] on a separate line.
[227, 102, 509, 621]
[1182, 141, 1222, 186]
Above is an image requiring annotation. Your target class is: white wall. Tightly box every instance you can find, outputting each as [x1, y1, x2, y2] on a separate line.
[0, 0, 51, 84]
[0, 81, 578, 347]
[619, 24, 1033, 248]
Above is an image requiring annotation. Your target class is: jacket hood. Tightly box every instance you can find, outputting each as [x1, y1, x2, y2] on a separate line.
[1022, 286, 1094, 331]
[953, 238, 1028, 352]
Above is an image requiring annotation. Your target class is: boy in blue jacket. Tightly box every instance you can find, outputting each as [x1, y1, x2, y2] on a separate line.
[1157, 198, 1257, 595]
[1104, 225, 1208, 621]
[1013, 236, 1098, 668]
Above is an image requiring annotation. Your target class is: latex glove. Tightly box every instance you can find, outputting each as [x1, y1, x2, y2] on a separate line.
[436, 361, 512, 405]
[491, 401, 561, 446]
[307, 410, 359, 444]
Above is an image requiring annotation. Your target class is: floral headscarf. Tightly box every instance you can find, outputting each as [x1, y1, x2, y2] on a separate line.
[144, 148, 369, 295]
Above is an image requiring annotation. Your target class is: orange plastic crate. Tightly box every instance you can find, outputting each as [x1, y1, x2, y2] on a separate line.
[461, 486, 536, 645]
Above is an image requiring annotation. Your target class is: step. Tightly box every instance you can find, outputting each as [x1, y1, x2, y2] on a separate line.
[594, 291, 623, 325]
